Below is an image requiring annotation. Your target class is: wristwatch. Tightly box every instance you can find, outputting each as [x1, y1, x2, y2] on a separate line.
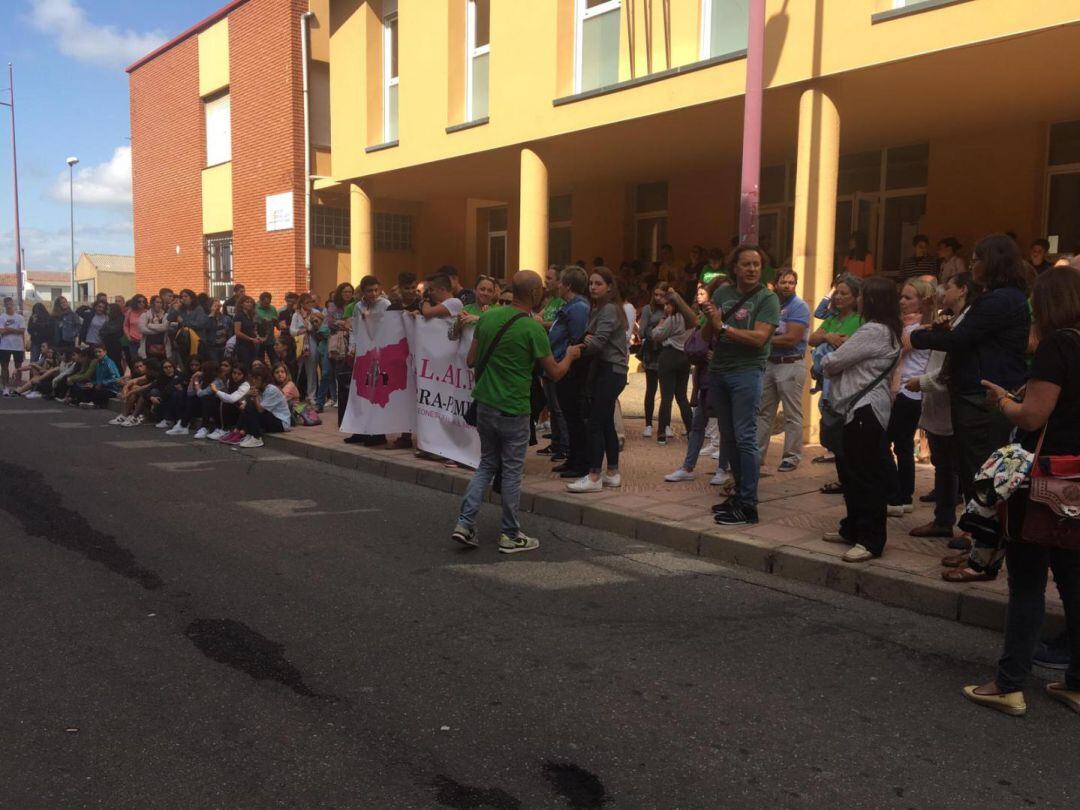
[720, 321, 729, 332]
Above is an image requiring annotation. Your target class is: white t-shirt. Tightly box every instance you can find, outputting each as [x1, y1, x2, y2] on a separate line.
[898, 322, 931, 401]
[0, 312, 25, 351]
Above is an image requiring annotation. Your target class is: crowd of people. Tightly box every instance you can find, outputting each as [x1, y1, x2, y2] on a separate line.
[2, 231, 1078, 716]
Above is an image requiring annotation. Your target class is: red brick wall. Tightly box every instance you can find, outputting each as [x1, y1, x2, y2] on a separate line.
[130, 0, 310, 303]
[129, 36, 205, 297]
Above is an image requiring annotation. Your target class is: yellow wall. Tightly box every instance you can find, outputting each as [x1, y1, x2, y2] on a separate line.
[97, 271, 136, 301]
[328, 0, 1080, 184]
[198, 19, 230, 98]
[202, 163, 234, 234]
[312, 247, 350, 295]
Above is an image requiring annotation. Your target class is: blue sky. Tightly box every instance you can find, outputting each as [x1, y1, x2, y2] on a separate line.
[0, 0, 224, 274]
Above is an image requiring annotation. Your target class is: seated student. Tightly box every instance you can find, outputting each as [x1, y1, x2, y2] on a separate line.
[69, 345, 122, 409]
[272, 362, 300, 409]
[273, 335, 298, 381]
[43, 350, 79, 400]
[14, 346, 59, 396]
[210, 363, 251, 444]
[110, 359, 150, 425]
[197, 359, 230, 440]
[147, 359, 182, 428]
[233, 366, 292, 448]
[166, 357, 207, 436]
[57, 348, 98, 403]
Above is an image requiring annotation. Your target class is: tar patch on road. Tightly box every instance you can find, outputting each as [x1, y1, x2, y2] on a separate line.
[431, 775, 521, 809]
[184, 618, 336, 701]
[0, 461, 163, 590]
[542, 761, 609, 808]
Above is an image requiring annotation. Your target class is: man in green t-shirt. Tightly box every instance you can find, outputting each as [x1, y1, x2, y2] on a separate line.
[255, 292, 279, 364]
[700, 246, 780, 527]
[452, 270, 581, 555]
[539, 265, 565, 327]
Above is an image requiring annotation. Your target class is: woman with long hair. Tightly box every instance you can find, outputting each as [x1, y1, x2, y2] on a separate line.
[884, 278, 936, 516]
[808, 274, 863, 469]
[138, 295, 169, 360]
[820, 276, 903, 562]
[566, 267, 629, 493]
[79, 299, 108, 349]
[51, 296, 81, 351]
[234, 295, 261, 367]
[122, 294, 147, 368]
[98, 303, 126, 371]
[912, 233, 1030, 583]
[27, 303, 52, 362]
[636, 283, 669, 437]
[652, 296, 692, 445]
[843, 231, 874, 279]
[963, 265, 1080, 717]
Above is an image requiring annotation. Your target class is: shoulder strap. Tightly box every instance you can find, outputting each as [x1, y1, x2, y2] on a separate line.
[720, 285, 763, 323]
[845, 349, 901, 416]
[474, 311, 528, 383]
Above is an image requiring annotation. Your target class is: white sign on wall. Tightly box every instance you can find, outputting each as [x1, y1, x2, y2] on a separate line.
[265, 192, 294, 232]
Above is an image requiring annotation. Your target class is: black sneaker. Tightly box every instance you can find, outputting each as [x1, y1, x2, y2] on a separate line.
[777, 459, 798, 472]
[536, 445, 554, 455]
[714, 504, 759, 526]
[451, 524, 479, 548]
[711, 497, 736, 514]
[344, 434, 364, 444]
[550, 452, 567, 462]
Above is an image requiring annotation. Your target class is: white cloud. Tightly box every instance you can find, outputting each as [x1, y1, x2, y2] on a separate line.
[0, 222, 133, 272]
[27, 0, 165, 69]
[51, 146, 132, 209]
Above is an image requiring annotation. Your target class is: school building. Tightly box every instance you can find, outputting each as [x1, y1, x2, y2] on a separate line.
[129, 0, 1080, 308]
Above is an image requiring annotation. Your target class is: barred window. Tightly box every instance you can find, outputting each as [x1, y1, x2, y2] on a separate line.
[206, 234, 234, 302]
[314, 206, 350, 250]
[375, 213, 414, 251]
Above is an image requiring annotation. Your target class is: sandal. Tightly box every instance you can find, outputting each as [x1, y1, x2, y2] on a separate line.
[941, 552, 969, 568]
[942, 567, 997, 583]
[820, 481, 844, 495]
[1047, 683, 1080, 714]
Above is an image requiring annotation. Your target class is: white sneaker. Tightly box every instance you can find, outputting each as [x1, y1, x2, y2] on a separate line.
[822, 531, 848, 544]
[664, 468, 696, 482]
[24, 390, 42, 399]
[108, 414, 127, 425]
[238, 435, 264, 448]
[711, 449, 721, 460]
[601, 472, 622, 488]
[710, 470, 734, 487]
[665, 425, 675, 438]
[537, 420, 550, 433]
[193, 427, 209, 440]
[886, 505, 906, 518]
[155, 420, 173, 429]
[208, 429, 227, 440]
[843, 544, 874, 563]
[166, 424, 189, 436]
[121, 416, 138, 427]
[133, 414, 145, 425]
[566, 475, 603, 493]
[642, 425, 653, 438]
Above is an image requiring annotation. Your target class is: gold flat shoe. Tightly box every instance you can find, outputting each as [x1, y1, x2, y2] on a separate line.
[1047, 683, 1080, 714]
[962, 685, 1026, 716]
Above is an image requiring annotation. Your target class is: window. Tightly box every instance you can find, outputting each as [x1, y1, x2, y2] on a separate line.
[1046, 121, 1080, 255]
[383, 1, 399, 142]
[634, 182, 668, 264]
[375, 213, 413, 251]
[486, 206, 508, 276]
[205, 94, 231, 166]
[885, 143, 929, 190]
[701, 0, 749, 59]
[575, 0, 620, 93]
[50, 287, 63, 299]
[549, 195, 573, 266]
[466, 0, 490, 121]
[206, 234, 233, 301]
[77, 282, 91, 302]
[314, 207, 350, 250]
[1049, 120, 1080, 167]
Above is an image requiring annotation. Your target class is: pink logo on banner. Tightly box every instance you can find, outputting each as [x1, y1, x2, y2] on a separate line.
[353, 338, 411, 408]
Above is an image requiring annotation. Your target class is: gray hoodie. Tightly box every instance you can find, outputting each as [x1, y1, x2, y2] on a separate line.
[584, 302, 629, 374]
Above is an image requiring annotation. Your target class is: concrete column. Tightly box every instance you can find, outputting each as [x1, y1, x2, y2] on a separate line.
[791, 87, 840, 442]
[518, 148, 548, 276]
[349, 182, 373, 287]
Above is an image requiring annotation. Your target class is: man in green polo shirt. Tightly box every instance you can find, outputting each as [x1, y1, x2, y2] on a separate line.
[702, 246, 780, 526]
[451, 270, 581, 554]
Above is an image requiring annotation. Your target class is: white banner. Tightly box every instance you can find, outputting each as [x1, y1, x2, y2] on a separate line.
[340, 311, 416, 436]
[403, 315, 481, 468]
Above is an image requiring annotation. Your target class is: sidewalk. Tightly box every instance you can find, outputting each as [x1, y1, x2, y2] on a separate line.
[268, 377, 1064, 635]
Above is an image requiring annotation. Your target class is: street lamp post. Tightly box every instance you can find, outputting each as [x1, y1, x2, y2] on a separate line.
[738, 0, 767, 246]
[67, 156, 79, 302]
[2, 64, 23, 312]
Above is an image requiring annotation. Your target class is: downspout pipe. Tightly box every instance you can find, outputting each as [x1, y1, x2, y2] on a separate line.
[738, 0, 766, 245]
[301, 11, 314, 284]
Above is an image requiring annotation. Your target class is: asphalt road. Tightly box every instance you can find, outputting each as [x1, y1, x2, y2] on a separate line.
[0, 399, 1075, 809]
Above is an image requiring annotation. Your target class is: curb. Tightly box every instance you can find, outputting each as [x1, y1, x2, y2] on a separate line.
[265, 431, 1064, 636]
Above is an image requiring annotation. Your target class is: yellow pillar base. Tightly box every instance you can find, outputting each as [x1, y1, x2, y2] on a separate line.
[518, 148, 548, 275]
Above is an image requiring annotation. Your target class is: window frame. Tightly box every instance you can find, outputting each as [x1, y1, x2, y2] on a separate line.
[205, 233, 234, 302]
[382, 5, 399, 143]
[700, 0, 750, 61]
[374, 212, 414, 252]
[1043, 119, 1080, 256]
[465, 0, 491, 122]
[574, 0, 621, 95]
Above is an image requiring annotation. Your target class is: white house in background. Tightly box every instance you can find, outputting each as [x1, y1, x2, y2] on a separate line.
[0, 271, 72, 307]
[74, 253, 136, 303]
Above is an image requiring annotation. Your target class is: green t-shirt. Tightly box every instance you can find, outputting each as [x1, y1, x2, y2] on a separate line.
[463, 303, 487, 317]
[708, 285, 781, 373]
[700, 265, 727, 286]
[541, 296, 565, 323]
[255, 304, 278, 344]
[471, 306, 551, 416]
[820, 311, 863, 337]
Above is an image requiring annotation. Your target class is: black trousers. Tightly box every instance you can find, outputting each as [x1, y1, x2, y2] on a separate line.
[587, 362, 627, 471]
[643, 367, 659, 427]
[927, 431, 959, 529]
[836, 405, 892, 556]
[335, 364, 353, 429]
[657, 347, 692, 437]
[200, 396, 221, 430]
[241, 406, 285, 438]
[221, 401, 241, 430]
[557, 365, 589, 473]
[885, 393, 922, 506]
[997, 542, 1080, 692]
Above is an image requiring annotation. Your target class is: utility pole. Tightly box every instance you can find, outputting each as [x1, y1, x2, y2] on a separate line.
[738, 0, 766, 246]
[2, 64, 23, 312]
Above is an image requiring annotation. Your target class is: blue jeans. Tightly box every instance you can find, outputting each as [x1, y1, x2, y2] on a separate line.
[457, 403, 531, 538]
[709, 368, 765, 507]
[542, 376, 568, 454]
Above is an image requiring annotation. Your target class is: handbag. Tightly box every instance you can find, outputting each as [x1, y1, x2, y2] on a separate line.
[328, 330, 349, 359]
[464, 311, 528, 427]
[819, 352, 899, 454]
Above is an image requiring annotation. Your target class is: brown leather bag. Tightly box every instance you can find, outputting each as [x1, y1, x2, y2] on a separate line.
[1021, 423, 1080, 550]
